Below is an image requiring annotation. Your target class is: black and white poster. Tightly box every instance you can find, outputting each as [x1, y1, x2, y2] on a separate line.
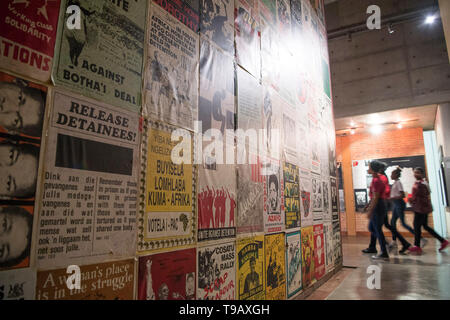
[200, 0, 234, 54]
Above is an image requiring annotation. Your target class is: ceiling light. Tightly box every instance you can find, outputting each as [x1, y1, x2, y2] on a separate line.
[425, 15, 436, 24]
[350, 129, 356, 135]
[350, 121, 356, 127]
[370, 125, 383, 135]
[388, 24, 395, 34]
[397, 123, 403, 129]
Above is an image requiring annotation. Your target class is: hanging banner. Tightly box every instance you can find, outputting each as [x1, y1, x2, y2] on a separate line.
[0, 0, 61, 82]
[153, 0, 200, 32]
[139, 120, 196, 252]
[237, 235, 264, 300]
[197, 241, 235, 300]
[313, 223, 325, 281]
[36, 90, 139, 269]
[200, 0, 234, 54]
[53, 0, 147, 112]
[324, 222, 334, 273]
[36, 259, 134, 300]
[286, 231, 302, 299]
[137, 248, 196, 300]
[0, 268, 36, 300]
[301, 226, 314, 288]
[263, 156, 284, 233]
[264, 232, 286, 300]
[299, 169, 313, 227]
[283, 161, 300, 230]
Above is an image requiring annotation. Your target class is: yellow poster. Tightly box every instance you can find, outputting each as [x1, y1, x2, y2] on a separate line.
[302, 226, 315, 288]
[237, 235, 265, 300]
[265, 233, 286, 300]
[138, 120, 196, 252]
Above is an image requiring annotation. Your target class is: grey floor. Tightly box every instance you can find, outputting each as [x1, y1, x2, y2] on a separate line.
[326, 236, 450, 300]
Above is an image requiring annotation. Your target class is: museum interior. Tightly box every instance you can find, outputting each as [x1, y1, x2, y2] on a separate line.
[0, 0, 449, 301]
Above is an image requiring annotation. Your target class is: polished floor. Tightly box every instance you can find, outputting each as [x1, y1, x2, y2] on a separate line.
[314, 236, 450, 300]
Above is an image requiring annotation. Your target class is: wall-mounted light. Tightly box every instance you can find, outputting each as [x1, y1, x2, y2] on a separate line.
[425, 15, 436, 24]
[370, 125, 383, 135]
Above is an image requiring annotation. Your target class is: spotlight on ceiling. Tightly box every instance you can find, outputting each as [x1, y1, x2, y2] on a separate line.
[397, 123, 403, 129]
[388, 24, 395, 34]
[425, 15, 436, 24]
[350, 128, 356, 135]
[370, 125, 383, 135]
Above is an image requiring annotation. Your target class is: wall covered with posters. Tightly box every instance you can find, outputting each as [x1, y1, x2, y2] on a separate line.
[0, 0, 342, 300]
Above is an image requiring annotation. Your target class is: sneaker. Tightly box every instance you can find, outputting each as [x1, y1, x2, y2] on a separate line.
[362, 248, 377, 254]
[399, 244, 411, 255]
[421, 238, 428, 248]
[439, 240, 449, 252]
[371, 252, 389, 260]
[408, 246, 422, 254]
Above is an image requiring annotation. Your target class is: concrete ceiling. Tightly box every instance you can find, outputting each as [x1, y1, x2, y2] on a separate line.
[335, 104, 438, 135]
[324, 0, 338, 4]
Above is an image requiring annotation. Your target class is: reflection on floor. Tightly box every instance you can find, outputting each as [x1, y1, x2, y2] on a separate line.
[312, 236, 450, 300]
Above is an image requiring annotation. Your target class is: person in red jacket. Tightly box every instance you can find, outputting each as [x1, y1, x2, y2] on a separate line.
[408, 167, 449, 254]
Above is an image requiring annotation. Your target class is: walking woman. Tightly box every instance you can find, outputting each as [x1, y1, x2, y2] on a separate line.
[408, 167, 449, 254]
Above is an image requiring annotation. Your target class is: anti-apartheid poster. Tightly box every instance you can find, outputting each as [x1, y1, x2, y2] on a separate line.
[236, 154, 264, 234]
[199, 37, 234, 135]
[200, 0, 234, 55]
[145, 2, 199, 131]
[324, 222, 334, 273]
[286, 231, 302, 299]
[138, 248, 196, 300]
[309, 112, 320, 174]
[301, 226, 314, 288]
[235, 0, 260, 79]
[299, 169, 313, 227]
[322, 178, 331, 222]
[0, 0, 60, 82]
[237, 66, 262, 133]
[53, 0, 146, 112]
[198, 164, 236, 242]
[262, 86, 282, 161]
[282, 101, 298, 164]
[330, 177, 339, 221]
[311, 173, 323, 222]
[197, 241, 235, 300]
[260, 0, 280, 92]
[36, 90, 139, 269]
[36, 259, 134, 300]
[0, 268, 36, 300]
[333, 220, 342, 266]
[313, 223, 325, 281]
[263, 157, 284, 234]
[139, 121, 195, 252]
[297, 109, 310, 171]
[0, 73, 47, 271]
[283, 162, 300, 230]
[237, 235, 264, 300]
[153, 0, 200, 32]
[265, 232, 286, 300]
[276, 0, 291, 36]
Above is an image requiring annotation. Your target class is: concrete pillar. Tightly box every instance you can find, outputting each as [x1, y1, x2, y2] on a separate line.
[341, 136, 357, 236]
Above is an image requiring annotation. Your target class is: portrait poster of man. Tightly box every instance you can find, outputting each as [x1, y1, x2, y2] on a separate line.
[264, 232, 286, 300]
[283, 161, 300, 230]
[0, 0, 61, 82]
[138, 248, 196, 300]
[237, 235, 264, 300]
[263, 156, 284, 233]
[53, 0, 146, 112]
[145, 2, 199, 130]
[197, 241, 235, 300]
[324, 222, 334, 273]
[299, 169, 313, 227]
[286, 231, 302, 299]
[301, 226, 315, 288]
[313, 223, 325, 280]
[200, 0, 234, 55]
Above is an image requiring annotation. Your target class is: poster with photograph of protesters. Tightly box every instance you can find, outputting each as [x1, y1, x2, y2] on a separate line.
[265, 232, 286, 300]
[197, 241, 235, 300]
[286, 231, 302, 298]
[137, 248, 196, 300]
[324, 222, 334, 273]
[301, 226, 314, 288]
[263, 156, 284, 234]
[311, 173, 323, 221]
[283, 161, 300, 230]
[153, 0, 200, 32]
[53, 0, 146, 112]
[322, 178, 331, 222]
[200, 0, 234, 55]
[299, 168, 313, 227]
[145, 2, 199, 130]
[237, 235, 265, 300]
[313, 223, 325, 280]
[0, 0, 61, 82]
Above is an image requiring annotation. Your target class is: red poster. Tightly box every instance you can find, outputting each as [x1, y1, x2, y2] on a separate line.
[314, 223, 325, 280]
[0, 0, 61, 82]
[138, 248, 196, 300]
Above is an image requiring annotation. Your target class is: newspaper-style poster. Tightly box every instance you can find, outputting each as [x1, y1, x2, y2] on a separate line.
[145, 3, 199, 131]
[36, 90, 139, 269]
[322, 178, 331, 222]
[282, 102, 298, 164]
[283, 162, 300, 230]
[262, 86, 282, 161]
[297, 109, 310, 171]
[36, 259, 134, 300]
[139, 120, 196, 252]
[198, 164, 236, 242]
[235, 0, 260, 79]
[263, 156, 284, 233]
[53, 0, 146, 112]
[333, 220, 342, 266]
[153, 0, 200, 32]
[299, 169, 313, 227]
[0, 268, 36, 300]
[301, 226, 314, 288]
[0, 0, 60, 82]
[260, 0, 280, 92]
[137, 248, 196, 300]
[199, 37, 234, 135]
[236, 154, 264, 235]
[330, 177, 339, 221]
[197, 241, 235, 300]
[286, 231, 302, 298]
[0, 73, 47, 271]
[309, 112, 320, 174]
[324, 222, 334, 273]
[311, 173, 323, 222]
[320, 127, 330, 177]
[313, 223, 325, 281]
[200, 0, 234, 54]
[265, 232, 286, 300]
[237, 235, 264, 300]
[237, 66, 262, 133]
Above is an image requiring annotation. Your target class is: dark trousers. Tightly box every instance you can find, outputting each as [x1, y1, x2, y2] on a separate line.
[391, 199, 415, 240]
[368, 201, 388, 254]
[413, 212, 445, 247]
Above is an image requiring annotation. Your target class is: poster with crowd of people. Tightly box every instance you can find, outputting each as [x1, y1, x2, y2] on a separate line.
[283, 162, 300, 229]
[237, 235, 265, 300]
[264, 233, 286, 300]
